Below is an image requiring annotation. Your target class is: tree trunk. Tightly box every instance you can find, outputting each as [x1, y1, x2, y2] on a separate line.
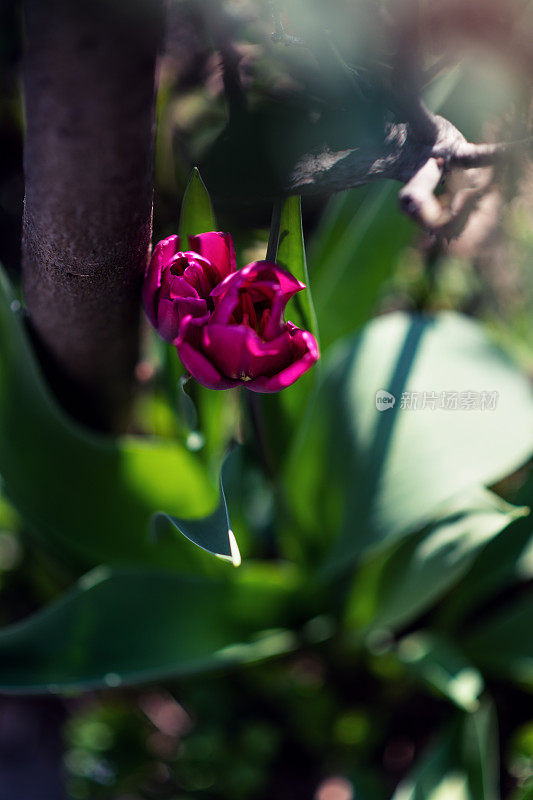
[22, 0, 163, 430]
[15, 1, 164, 796]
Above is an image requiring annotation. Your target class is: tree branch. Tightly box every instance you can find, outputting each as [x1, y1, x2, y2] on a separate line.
[284, 109, 530, 236]
[264, 0, 531, 236]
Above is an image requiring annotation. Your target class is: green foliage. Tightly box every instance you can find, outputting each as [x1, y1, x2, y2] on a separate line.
[396, 632, 485, 712]
[346, 488, 527, 633]
[310, 184, 413, 350]
[463, 593, 533, 685]
[0, 150, 532, 796]
[179, 166, 215, 242]
[0, 562, 299, 691]
[152, 449, 241, 566]
[277, 195, 319, 342]
[258, 195, 322, 474]
[283, 312, 533, 574]
[0, 268, 228, 572]
[392, 703, 499, 800]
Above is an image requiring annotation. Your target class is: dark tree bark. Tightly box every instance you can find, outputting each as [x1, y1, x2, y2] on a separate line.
[22, 0, 164, 430]
[15, 1, 164, 796]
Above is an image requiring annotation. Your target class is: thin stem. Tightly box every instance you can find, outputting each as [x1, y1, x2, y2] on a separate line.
[244, 390, 276, 482]
[266, 198, 283, 262]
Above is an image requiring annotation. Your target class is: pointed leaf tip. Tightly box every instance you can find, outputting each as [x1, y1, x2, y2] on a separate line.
[179, 167, 216, 241]
[150, 449, 241, 566]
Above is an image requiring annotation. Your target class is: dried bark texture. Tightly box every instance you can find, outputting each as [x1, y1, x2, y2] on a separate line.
[22, 0, 163, 430]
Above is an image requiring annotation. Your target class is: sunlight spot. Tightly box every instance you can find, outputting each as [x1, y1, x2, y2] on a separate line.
[104, 672, 122, 688]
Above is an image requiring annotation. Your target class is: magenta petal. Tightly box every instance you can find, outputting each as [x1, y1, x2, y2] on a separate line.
[246, 329, 320, 392]
[210, 261, 305, 325]
[202, 324, 293, 381]
[177, 340, 239, 390]
[156, 299, 181, 343]
[156, 297, 209, 344]
[210, 262, 254, 301]
[142, 235, 180, 327]
[262, 294, 288, 339]
[154, 235, 180, 264]
[188, 232, 236, 280]
[166, 274, 198, 300]
[254, 261, 306, 297]
[174, 297, 210, 326]
[210, 286, 240, 325]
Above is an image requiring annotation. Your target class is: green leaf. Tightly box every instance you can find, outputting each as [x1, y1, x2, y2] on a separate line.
[396, 632, 484, 712]
[463, 593, 533, 685]
[276, 195, 319, 342]
[0, 267, 230, 571]
[283, 312, 533, 574]
[151, 448, 241, 566]
[346, 489, 527, 632]
[437, 470, 533, 628]
[391, 703, 499, 800]
[178, 166, 216, 241]
[0, 492, 20, 531]
[255, 196, 321, 476]
[176, 168, 242, 468]
[0, 562, 300, 692]
[310, 183, 413, 351]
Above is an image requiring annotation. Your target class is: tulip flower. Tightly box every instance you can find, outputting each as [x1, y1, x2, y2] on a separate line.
[176, 261, 319, 392]
[142, 232, 236, 343]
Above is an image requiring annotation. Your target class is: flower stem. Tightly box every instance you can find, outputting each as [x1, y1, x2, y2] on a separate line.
[266, 198, 283, 263]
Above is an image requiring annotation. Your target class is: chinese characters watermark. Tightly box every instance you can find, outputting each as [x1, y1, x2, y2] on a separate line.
[375, 390, 499, 411]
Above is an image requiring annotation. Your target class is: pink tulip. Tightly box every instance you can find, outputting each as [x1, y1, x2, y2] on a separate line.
[142, 232, 236, 343]
[176, 261, 319, 392]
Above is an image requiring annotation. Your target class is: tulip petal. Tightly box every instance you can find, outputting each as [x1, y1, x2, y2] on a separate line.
[201, 324, 293, 382]
[142, 235, 180, 327]
[177, 340, 240, 391]
[156, 299, 180, 343]
[210, 261, 306, 330]
[246, 328, 320, 392]
[156, 297, 210, 344]
[188, 232, 236, 280]
[166, 274, 199, 300]
[212, 261, 304, 300]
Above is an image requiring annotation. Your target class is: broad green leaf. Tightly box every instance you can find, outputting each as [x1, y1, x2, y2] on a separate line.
[463, 593, 533, 685]
[283, 312, 533, 574]
[178, 166, 215, 241]
[392, 704, 498, 800]
[346, 489, 527, 632]
[437, 470, 533, 628]
[310, 183, 413, 351]
[151, 448, 241, 566]
[396, 632, 484, 712]
[0, 562, 300, 692]
[0, 267, 231, 571]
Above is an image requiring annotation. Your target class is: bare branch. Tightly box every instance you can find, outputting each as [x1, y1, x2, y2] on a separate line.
[450, 139, 533, 168]
[398, 157, 444, 227]
[283, 108, 528, 236]
[266, 0, 532, 233]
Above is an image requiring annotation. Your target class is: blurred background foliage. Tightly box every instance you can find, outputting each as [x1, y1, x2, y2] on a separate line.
[0, 0, 533, 798]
